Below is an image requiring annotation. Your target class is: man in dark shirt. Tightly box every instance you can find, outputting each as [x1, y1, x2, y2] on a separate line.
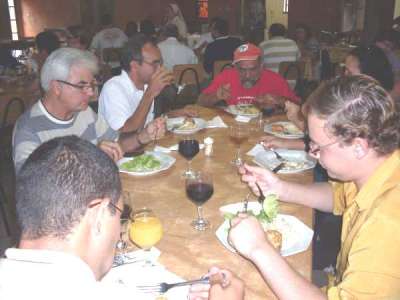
[203, 18, 242, 75]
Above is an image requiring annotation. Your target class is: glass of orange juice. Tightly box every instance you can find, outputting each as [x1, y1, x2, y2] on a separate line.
[129, 208, 163, 265]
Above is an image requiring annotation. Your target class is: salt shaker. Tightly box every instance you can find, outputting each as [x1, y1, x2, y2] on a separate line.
[204, 137, 214, 156]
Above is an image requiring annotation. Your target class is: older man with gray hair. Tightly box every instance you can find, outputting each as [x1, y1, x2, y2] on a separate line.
[13, 47, 164, 173]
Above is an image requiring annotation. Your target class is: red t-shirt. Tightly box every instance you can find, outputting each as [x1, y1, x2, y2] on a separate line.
[202, 68, 299, 105]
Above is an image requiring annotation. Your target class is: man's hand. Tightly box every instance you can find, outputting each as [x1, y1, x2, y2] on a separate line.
[255, 94, 282, 108]
[98, 141, 124, 162]
[142, 117, 166, 142]
[147, 66, 175, 98]
[216, 84, 231, 100]
[228, 215, 273, 259]
[285, 101, 305, 130]
[188, 267, 244, 300]
[167, 106, 199, 118]
[261, 135, 303, 150]
[238, 164, 283, 198]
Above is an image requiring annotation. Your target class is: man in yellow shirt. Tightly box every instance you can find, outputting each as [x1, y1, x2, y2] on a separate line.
[187, 75, 400, 300]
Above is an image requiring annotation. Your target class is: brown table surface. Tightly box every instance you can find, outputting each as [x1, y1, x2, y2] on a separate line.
[121, 106, 314, 299]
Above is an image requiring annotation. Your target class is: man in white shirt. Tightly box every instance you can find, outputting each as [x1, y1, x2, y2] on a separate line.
[158, 24, 198, 71]
[1, 136, 147, 299]
[99, 33, 196, 133]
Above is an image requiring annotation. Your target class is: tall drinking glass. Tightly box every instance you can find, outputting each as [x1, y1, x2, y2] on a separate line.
[129, 208, 163, 265]
[229, 123, 250, 166]
[186, 171, 214, 231]
[178, 137, 200, 178]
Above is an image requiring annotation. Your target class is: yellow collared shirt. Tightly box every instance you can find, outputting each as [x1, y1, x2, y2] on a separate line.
[327, 150, 400, 299]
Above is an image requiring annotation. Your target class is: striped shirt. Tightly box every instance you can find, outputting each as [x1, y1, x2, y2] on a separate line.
[259, 37, 300, 73]
[12, 100, 118, 173]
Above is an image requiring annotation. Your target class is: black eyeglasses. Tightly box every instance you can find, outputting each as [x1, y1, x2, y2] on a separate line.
[141, 59, 163, 68]
[57, 80, 99, 93]
[89, 200, 123, 215]
[309, 140, 339, 155]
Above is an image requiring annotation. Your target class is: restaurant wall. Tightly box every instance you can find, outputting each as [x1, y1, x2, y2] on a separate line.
[0, 0, 12, 40]
[395, 0, 400, 17]
[20, 0, 81, 37]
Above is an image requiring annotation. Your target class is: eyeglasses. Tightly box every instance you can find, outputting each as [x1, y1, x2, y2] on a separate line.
[57, 80, 99, 93]
[236, 64, 261, 74]
[89, 200, 123, 216]
[141, 59, 163, 69]
[309, 140, 339, 155]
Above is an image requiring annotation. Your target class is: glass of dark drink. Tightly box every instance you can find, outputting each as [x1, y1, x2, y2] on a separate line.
[185, 171, 213, 230]
[178, 137, 200, 178]
[229, 123, 250, 166]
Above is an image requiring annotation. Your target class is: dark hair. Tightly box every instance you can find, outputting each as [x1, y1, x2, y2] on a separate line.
[160, 24, 179, 39]
[120, 33, 156, 72]
[101, 14, 113, 26]
[125, 21, 138, 38]
[294, 24, 310, 38]
[36, 31, 60, 54]
[140, 19, 156, 37]
[348, 46, 394, 90]
[307, 75, 400, 155]
[16, 136, 121, 240]
[213, 18, 229, 36]
[269, 23, 286, 37]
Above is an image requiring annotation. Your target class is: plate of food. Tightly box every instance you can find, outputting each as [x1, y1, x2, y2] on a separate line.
[216, 197, 313, 257]
[254, 149, 316, 174]
[167, 117, 207, 135]
[117, 152, 176, 176]
[264, 121, 304, 139]
[225, 104, 261, 118]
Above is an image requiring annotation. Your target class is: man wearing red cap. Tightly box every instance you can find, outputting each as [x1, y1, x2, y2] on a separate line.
[198, 43, 299, 107]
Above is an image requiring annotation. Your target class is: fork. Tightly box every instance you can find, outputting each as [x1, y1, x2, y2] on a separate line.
[137, 277, 210, 294]
[269, 147, 285, 161]
[255, 182, 265, 204]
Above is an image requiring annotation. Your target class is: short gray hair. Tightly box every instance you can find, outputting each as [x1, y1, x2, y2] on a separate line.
[40, 48, 99, 91]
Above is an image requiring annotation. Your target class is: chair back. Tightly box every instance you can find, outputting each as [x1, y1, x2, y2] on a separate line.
[213, 60, 232, 78]
[1, 97, 25, 128]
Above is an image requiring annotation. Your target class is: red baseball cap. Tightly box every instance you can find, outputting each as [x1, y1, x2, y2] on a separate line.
[233, 43, 262, 64]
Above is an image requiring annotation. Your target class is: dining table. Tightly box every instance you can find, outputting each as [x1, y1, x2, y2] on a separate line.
[120, 106, 314, 299]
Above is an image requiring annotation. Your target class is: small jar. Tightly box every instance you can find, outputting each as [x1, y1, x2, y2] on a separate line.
[204, 137, 214, 156]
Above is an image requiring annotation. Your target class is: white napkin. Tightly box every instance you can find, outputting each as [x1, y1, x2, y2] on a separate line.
[154, 144, 204, 153]
[103, 248, 189, 299]
[235, 115, 252, 123]
[206, 116, 228, 128]
[246, 144, 265, 157]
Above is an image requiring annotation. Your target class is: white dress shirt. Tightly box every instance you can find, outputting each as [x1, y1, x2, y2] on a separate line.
[99, 70, 154, 131]
[0, 248, 148, 300]
[157, 37, 198, 71]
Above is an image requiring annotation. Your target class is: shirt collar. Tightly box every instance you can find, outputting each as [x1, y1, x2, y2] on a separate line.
[354, 149, 400, 211]
[121, 70, 148, 94]
[5, 248, 96, 280]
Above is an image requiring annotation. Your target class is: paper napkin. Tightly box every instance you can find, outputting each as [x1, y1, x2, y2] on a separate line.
[206, 116, 228, 128]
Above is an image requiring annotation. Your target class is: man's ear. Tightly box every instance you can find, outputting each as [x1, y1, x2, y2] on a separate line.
[87, 198, 111, 237]
[50, 80, 62, 97]
[352, 138, 368, 159]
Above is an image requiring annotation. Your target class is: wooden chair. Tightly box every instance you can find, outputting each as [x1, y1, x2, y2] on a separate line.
[1, 97, 25, 161]
[173, 64, 206, 96]
[212, 60, 232, 78]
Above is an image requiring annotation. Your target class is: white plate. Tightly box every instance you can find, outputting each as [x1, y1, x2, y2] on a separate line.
[216, 202, 313, 257]
[254, 149, 316, 174]
[117, 152, 176, 176]
[264, 121, 304, 139]
[167, 117, 207, 135]
[225, 105, 261, 118]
